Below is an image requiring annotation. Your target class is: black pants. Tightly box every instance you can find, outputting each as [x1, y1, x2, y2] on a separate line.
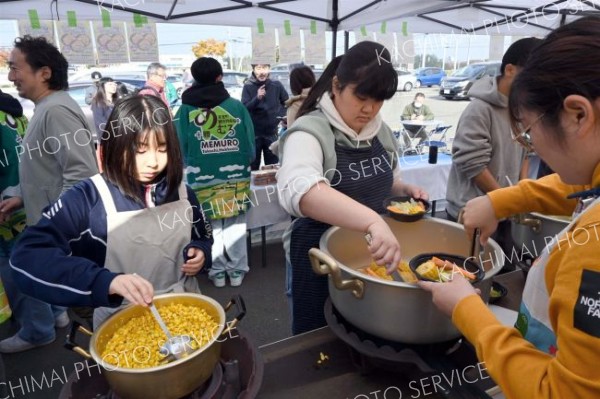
[251, 135, 279, 170]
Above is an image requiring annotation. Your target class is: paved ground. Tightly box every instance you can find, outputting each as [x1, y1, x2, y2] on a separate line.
[0, 84, 468, 398]
[381, 85, 470, 140]
[0, 240, 290, 399]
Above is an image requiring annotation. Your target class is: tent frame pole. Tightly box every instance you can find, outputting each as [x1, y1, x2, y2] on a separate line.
[330, 0, 339, 59]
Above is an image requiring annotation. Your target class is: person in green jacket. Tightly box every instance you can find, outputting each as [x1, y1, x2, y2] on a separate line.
[175, 57, 255, 288]
[400, 92, 435, 146]
[0, 89, 31, 351]
[165, 79, 179, 107]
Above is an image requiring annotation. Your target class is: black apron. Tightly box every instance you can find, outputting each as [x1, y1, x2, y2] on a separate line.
[290, 137, 394, 334]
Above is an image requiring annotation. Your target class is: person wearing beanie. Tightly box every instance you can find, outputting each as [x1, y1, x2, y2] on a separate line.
[445, 37, 542, 258]
[242, 64, 289, 170]
[175, 57, 255, 288]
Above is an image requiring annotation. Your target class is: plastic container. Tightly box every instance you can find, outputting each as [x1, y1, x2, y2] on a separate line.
[0, 278, 11, 324]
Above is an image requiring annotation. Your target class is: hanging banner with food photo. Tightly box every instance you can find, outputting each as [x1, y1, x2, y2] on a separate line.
[93, 19, 128, 64]
[56, 12, 95, 65]
[303, 21, 326, 65]
[251, 18, 276, 65]
[277, 20, 301, 64]
[18, 11, 55, 45]
[375, 23, 396, 64]
[126, 17, 159, 62]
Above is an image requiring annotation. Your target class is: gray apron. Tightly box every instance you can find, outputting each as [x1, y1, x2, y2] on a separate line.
[91, 174, 200, 328]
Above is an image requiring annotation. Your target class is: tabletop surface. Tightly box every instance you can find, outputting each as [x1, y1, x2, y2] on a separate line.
[401, 119, 444, 126]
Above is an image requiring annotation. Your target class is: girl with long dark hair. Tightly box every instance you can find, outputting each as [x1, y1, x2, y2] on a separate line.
[11, 95, 213, 328]
[91, 77, 117, 135]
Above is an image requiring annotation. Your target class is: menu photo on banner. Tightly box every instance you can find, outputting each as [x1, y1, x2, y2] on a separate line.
[56, 13, 95, 65]
[93, 21, 129, 64]
[18, 16, 56, 45]
[375, 22, 396, 63]
[251, 18, 276, 65]
[277, 20, 301, 64]
[303, 21, 326, 66]
[398, 32, 415, 66]
[127, 19, 159, 63]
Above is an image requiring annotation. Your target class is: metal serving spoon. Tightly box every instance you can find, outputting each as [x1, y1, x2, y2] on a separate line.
[149, 303, 194, 361]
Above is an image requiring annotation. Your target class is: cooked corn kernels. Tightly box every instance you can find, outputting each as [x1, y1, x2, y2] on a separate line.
[101, 303, 220, 368]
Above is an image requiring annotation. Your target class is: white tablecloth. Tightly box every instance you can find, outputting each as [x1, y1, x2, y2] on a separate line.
[399, 153, 452, 202]
[245, 153, 452, 229]
[246, 183, 290, 230]
[401, 119, 444, 131]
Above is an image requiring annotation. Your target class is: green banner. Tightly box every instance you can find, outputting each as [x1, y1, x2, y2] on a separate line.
[402, 21, 408, 36]
[133, 13, 143, 28]
[257, 18, 265, 34]
[101, 9, 111, 28]
[67, 11, 77, 27]
[284, 20, 291, 36]
[380, 21, 387, 34]
[141, 15, 148, 24]
[360, 26, 367, 37]
[310, 20, 317, 35]
[28, 9, 40, 29]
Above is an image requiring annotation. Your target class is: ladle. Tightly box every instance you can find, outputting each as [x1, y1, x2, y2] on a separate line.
[149, 303, 195, 361]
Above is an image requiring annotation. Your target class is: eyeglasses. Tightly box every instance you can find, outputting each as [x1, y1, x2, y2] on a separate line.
[513, 113, 544, 151]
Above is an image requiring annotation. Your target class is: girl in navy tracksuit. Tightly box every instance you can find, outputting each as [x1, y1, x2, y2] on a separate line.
[10, 95, 213, 327]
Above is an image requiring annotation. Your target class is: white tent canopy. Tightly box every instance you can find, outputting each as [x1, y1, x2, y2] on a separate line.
[1, 0, 597, 33]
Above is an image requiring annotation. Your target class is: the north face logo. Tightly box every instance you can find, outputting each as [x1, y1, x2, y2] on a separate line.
[574, 269, 600, 338]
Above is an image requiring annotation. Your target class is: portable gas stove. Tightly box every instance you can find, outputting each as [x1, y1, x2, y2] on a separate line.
[258, 271, 524, 399]
[58, 329, 263, 399]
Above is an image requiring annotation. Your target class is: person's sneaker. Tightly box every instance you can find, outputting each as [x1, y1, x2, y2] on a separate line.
[55, 311, 70, 328]
[211, 272, 226, 288]
[228, 271, 245, 287]
[0, 334, 55, 354]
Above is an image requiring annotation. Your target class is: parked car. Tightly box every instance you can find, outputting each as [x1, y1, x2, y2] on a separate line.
[182, 71, 248, 101]
[396, 70, 417, 92]
[19, 81, 138, 137]
[439, 61, 501, 100]
[413, 67, 446, 88]
[269, 63, 322, 94]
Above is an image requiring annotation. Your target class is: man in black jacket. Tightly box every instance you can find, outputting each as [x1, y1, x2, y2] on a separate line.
[242, 64, 288, 170]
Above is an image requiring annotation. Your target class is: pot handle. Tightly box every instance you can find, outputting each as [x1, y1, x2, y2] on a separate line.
[309, 248, 365, 299]
[511, 214, 542, 233]
[64, 321, 94, 359]
[221, 295, 246, 337]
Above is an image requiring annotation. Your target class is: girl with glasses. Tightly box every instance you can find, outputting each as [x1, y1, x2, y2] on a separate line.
[421, 16, 600, 399]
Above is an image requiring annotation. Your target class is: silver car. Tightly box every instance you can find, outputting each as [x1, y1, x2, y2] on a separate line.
[18, 81, 138, 134]
[396, 70, 418, 92]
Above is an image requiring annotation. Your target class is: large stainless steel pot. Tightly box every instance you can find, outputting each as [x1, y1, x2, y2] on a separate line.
[511, 213, 570, 256]
[66, 294, 245, 399]
[310, 216, 504, 344]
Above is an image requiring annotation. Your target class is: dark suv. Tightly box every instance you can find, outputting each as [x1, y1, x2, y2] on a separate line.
[439, 62, 501, 100]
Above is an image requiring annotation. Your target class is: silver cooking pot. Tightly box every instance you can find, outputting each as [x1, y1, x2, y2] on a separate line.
[511, 213, 571, 256]
[310, 216, 504, 344]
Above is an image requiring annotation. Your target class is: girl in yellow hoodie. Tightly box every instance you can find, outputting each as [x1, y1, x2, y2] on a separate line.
[420, 16, 600, 399]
